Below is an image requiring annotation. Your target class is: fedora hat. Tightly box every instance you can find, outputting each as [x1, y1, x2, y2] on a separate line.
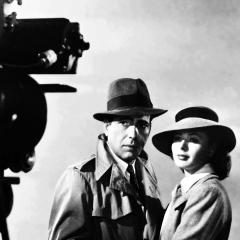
[152, 106, 236, 156]
[93, 78, 167, 121]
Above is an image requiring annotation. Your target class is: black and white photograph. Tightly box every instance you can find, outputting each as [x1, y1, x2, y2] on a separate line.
[0, 1, 239, 239]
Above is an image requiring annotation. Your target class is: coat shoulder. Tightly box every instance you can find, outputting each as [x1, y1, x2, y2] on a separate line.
[197, 176, 227, 194]
[61, 155, 97, 189]
[187, 175, 230, 206]
[69, 154, 96, 173]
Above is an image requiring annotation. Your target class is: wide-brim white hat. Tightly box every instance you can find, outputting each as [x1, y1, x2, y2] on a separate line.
[152, 106, 236, 156]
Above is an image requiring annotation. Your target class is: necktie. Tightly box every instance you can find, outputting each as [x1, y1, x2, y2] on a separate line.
[127, 164, 145, 204]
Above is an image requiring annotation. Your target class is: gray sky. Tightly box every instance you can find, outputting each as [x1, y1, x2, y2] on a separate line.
[5, 1, 240, 239]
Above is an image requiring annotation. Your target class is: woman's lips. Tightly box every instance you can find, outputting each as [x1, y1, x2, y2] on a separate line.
[177, 154, 189, 160]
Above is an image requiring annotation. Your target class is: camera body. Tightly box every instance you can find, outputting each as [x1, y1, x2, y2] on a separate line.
[0, 0, 90, 175]
[0, 3, 89, 238]
[0, 18, 89, 73]
[0, 0, 89, 74]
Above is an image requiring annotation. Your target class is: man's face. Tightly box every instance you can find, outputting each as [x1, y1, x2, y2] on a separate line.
[104, 115, 151, 162]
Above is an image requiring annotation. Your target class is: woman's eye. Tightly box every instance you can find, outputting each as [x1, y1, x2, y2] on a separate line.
[189, 137, 200, 143]
[173, 135, 182, 142]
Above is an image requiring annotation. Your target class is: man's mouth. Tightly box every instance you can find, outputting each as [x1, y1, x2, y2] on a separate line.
[123, 145, 138, 149]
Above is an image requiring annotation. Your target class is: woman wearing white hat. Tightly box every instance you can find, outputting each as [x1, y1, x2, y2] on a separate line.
[152, 106, 236, 240]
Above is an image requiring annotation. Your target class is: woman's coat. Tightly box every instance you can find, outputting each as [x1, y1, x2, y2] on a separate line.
[160, 174, 232, 240]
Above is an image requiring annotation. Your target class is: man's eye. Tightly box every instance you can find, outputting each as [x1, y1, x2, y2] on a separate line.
[137, 122, 150, 130]
[119, 120, 131, 126]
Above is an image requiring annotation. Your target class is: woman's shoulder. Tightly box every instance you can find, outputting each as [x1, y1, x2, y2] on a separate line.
[187, 174, 230, 203]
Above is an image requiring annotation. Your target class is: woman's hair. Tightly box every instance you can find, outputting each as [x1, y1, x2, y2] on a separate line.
[206, 130, 232, 180]
[209, 149, 231, 180]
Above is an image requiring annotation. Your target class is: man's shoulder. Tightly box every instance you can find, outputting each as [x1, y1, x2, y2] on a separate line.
[55, 155, 97, 194]
[69, 154, 96, 173]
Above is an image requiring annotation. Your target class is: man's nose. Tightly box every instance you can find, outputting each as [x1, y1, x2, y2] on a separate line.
[127, 125, 138, 138]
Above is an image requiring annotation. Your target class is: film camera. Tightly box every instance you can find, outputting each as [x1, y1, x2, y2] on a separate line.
[0, 1, 90, 239]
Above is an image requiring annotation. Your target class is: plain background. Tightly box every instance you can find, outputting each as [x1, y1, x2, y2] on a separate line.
[4, 0, 240, 239]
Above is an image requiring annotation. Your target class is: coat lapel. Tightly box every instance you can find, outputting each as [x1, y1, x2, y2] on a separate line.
[92, 137, 161, 220]
[137, 158, 161, 199]
[109, 164, 136, 197]
[172, 174, 218, 210]
[92, 139, 140, 219]
[173, 196, 187, 209]
[95, 137, 137, 197]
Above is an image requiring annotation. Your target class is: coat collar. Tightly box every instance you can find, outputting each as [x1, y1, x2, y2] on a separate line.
[173, 173, 219, 209]
[95, 135, 148, 181]
[180, 172, 212, 194]
[94, 136, 158, 199]
[95, 137, 137, 197]
[95, 137, 114, 181]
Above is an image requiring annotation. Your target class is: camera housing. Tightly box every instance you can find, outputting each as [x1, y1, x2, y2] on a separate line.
[0, 3, 90, 239]
[0, 18, 90, 73]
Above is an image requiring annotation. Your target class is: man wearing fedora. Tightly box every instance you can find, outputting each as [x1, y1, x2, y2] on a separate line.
[48, 78, 167, 240]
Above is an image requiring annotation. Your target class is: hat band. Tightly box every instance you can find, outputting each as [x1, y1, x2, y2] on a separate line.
[107, 94, 153, 111]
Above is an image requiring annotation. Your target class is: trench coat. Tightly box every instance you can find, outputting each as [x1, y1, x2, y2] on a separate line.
[48, 137, 164, 240]
[160, 174, 232, 240]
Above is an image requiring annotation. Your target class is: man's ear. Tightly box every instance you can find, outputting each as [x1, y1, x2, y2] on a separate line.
[103, 122, 111, 136]
[145, 121, 151, 138]
[148, 123, 152, 135]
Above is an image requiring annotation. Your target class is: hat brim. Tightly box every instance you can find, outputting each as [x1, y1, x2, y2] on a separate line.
[152, 118, 236, 156]
[93, 107, 167, 121]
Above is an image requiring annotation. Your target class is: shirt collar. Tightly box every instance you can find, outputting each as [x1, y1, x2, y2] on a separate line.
[180, 173, 211, 194]
[95, 136, 139, 181]
[107, 142, 136, 180]
[93, 135, 161, 199]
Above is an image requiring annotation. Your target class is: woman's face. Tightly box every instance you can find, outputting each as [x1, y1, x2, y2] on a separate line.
[171, 130, 213, 174]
